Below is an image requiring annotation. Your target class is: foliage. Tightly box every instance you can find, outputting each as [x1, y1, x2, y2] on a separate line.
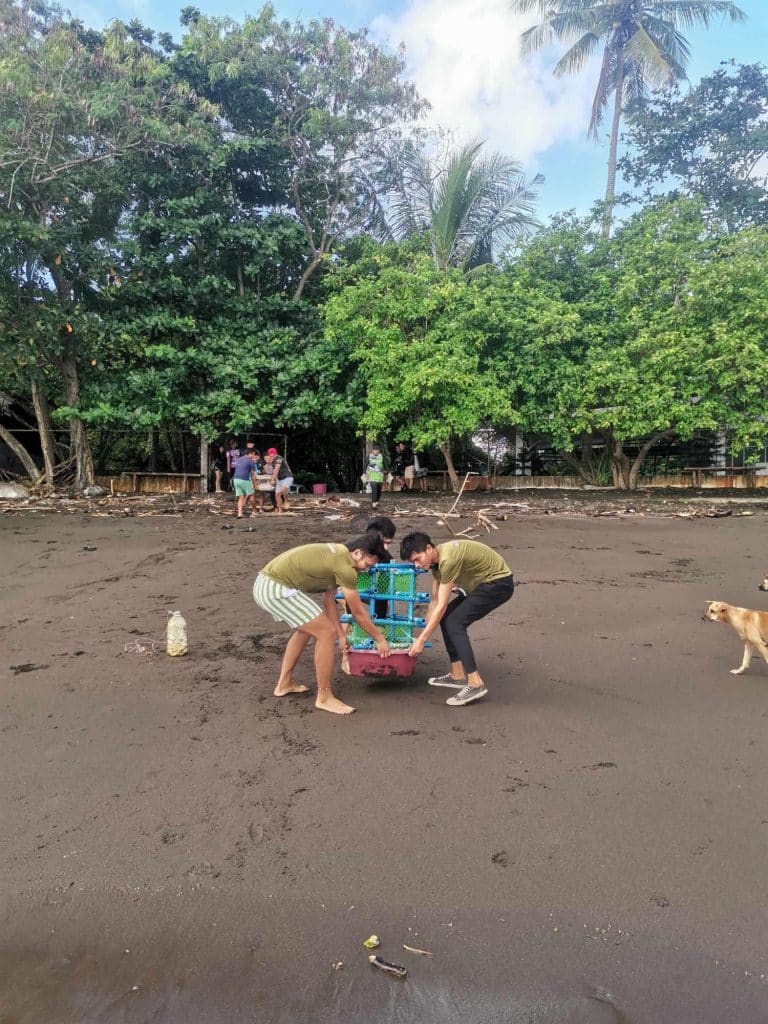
[0, 0, 217, 484]
[505, 200, 768, 487]
[621, 61, 768, 230]
[385, 139, 541, 270]
[174, 6, 424, 298]
[323, 246, 520, 461]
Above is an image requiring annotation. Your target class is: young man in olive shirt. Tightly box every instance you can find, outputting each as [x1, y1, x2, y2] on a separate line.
[253, 535, 390, 715]
[400, 533, 515, 706]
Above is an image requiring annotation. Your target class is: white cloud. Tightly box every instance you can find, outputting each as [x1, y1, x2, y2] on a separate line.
[372, 0, 599, 170]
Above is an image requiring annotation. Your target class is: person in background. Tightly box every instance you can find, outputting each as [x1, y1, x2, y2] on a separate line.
[400, 532, 515, 707]
[392, 441, 413, 492]
[366, 515, 396, 620]
[226, 438, 241, 489]
[232, 449, 260, 518]
[413, 451, 428, 493]
[265, 446, 294, 515]
[211, 443, 227, 494]
[253, 536, 391, 715]
[365, 443, 385, 509]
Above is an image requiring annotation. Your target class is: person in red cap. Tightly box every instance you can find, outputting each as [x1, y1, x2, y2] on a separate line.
[265, 447, 294, 514]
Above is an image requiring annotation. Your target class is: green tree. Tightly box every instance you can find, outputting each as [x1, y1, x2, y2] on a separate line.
[323, 246, 519, 489]
[176, 6, 423, 299]
[386, 139, 541, 270]
[620, 61, 768, 230]
[0, 0, 216, 487]
[508, 199, 768, 489]
[511, 0, 746, 237]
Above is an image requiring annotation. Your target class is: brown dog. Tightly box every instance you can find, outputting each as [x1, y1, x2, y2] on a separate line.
[705, 601, 768, 674]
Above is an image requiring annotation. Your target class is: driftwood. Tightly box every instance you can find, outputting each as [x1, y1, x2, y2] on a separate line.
[0, 490, 765, 522]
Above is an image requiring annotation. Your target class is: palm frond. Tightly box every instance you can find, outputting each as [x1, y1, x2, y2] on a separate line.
[652, 1, 746, 31]
[386, 142, 438, 240]
[639, 14, 691, 70]
[547, 8, 605, 41]
[588, 42, 618, 136]
[387, 140, 541, 270]
[519, 21, 560, 57]
[553, 32, 601, 77]
[509, 0, 557, 14]
[623, 26, 677, 88]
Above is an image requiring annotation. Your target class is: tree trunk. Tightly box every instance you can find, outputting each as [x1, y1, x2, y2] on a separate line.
[164, 423, 178, 472]
[628, 430, 675, 490]
[292, 254, 323, 301]
[601, 56, 625, 240]
[0, 422, 41, 481]
[439, 439, 460, 491]
[607, 432, 632, 489]
[199, 433, 209, 494]
[60, 351, 95, 489]
[150, 427, 160, 472]
[30, 376, 56, 487]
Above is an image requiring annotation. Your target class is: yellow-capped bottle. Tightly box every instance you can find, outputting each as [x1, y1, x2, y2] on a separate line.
[166, 610, 188, 656]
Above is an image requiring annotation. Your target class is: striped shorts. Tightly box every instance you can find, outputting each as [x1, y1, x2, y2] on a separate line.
[253, 572, 321, 630]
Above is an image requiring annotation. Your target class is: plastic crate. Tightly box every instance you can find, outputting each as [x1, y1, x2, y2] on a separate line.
[349, 620, 414, 646]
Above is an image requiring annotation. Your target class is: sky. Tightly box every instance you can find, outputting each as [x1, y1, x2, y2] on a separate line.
[68, 0, 768, 221]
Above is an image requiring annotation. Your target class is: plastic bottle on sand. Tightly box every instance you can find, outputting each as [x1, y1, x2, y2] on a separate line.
[166, 610, 188, 656]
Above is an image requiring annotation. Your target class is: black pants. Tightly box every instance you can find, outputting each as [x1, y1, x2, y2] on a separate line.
[370, 481, 382, 504]
[440, 575, 515, 675]
[374, 549, 392, 621]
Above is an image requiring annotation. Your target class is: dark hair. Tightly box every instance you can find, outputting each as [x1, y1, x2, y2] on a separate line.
[366, 516, 395, 540]
[345, 534, 382, 557]
[399, 531, 433, 560]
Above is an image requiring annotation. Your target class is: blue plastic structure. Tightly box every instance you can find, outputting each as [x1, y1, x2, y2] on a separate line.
[338, 562, 431, 650]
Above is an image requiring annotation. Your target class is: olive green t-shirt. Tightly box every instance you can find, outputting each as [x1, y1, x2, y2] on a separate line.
[262, 543, 358, 593]
[432, 539, 512, 595]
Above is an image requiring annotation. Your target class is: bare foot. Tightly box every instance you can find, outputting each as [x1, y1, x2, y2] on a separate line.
[316, 692, 355, 714]
[274, 683, 311, 696]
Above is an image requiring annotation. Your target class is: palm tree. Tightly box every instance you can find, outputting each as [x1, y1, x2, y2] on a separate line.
[511, 1, 746, 236]
[387, 139, 542, 271]
[384, 139, 541, 488]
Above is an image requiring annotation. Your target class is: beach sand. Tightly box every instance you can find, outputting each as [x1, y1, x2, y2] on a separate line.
[2, 494, 767, 1023]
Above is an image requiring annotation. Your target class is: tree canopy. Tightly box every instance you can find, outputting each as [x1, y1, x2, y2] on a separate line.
[1, 0, 766, 493]
[621, 61, 768, 230]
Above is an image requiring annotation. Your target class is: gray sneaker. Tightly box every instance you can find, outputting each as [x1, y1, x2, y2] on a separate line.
[446, 684, 488, 706]
[427, 673, 465, 689]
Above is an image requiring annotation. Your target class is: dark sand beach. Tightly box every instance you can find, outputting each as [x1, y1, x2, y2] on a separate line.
[2, 492, 768, 1023]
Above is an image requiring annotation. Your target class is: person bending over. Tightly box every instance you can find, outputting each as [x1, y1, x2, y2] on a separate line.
[400, 533, 514, 707]
[253, 535, 390, 715]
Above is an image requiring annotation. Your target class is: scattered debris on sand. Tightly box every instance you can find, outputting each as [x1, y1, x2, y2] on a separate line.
[1, 489, 766, 523]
